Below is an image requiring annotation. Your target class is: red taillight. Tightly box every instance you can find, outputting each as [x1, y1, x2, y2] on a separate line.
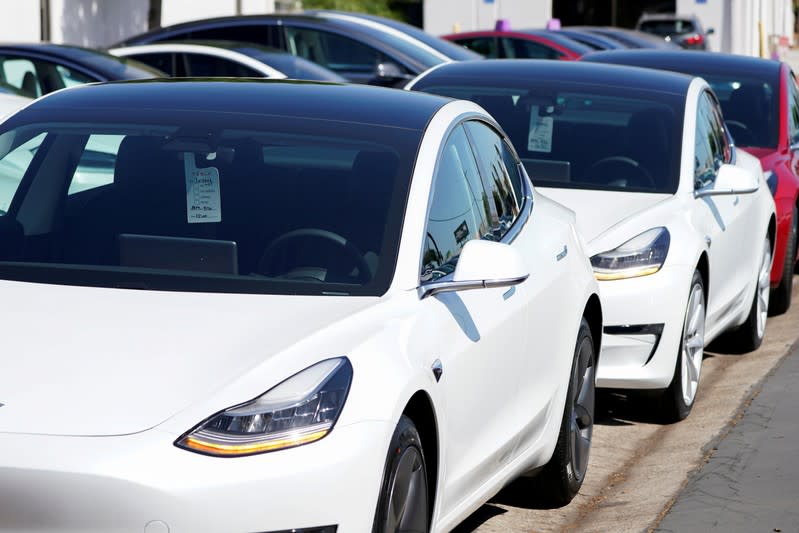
[682, 34, 704, 46]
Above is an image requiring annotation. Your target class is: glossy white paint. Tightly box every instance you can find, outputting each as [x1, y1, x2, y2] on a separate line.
[0, 99, 600, 532]
[109, 43, 287, 79]
[541, 78, 776, 390]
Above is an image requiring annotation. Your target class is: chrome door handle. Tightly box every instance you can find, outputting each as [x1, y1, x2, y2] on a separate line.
[556, 245, 568, 261]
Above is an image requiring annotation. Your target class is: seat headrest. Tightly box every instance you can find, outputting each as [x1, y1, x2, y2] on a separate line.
[113, 136, 177, 189]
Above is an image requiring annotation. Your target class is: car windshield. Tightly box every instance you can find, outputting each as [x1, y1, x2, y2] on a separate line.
[416, 79, 684, 193]
[702, 75, 778, 148]
[639, 19, 696, 37]
[0, 109, 420, 295]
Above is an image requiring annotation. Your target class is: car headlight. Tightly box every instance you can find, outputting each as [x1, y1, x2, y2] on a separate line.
[176, 357, 353, 457]
[591, 227, 670, 281]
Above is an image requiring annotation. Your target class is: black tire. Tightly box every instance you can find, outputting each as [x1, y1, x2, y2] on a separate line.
[533, 318, 595, 507]
[372, 415, 429, 533]
[659, 270, 705, 423]
[726, 234, 771, 353]
[770, 208, 797, 315]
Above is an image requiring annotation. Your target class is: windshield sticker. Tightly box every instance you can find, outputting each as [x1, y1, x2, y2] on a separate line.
[528, 106, 554, 153]
[184, 153, 221, 224]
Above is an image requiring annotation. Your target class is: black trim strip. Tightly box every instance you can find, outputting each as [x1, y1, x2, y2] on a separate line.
[603, 323, 665, 366]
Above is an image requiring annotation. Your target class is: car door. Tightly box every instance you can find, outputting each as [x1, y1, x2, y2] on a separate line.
[416, 122, 528, 516]
[693, 90, 753, 325]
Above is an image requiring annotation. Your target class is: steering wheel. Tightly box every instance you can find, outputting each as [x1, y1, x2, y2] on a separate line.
[587, 156, 655, 189]
[258, 228, 372, 283]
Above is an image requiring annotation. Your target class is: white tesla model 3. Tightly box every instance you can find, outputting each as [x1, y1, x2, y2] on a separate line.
[409, 60, 776, 421]
[0, 79, 601, 532]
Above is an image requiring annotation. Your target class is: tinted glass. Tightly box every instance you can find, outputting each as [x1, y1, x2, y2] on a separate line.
[454, 37, 498, 58]
[285, 27, 382, 73]
[415, 78, 684, 193]
[702, 74, 778, 148]
[502, 38, 561, 59]
[128, 52, 175, 76]
[237, 48, 345, 81]
[464, 120, 521, 239]
[789, 74, 799, 145]
[639, 20, 696, 37]
[0, 109, 421, 296]
[184, 24, 273, 47]
[695, 92, 717, 189]
[422, 125, 489, 282]
[0, 57, 40, 97]
[182, 52, 264, 77]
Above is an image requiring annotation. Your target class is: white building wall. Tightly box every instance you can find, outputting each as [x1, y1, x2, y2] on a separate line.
[0, 4, 41, 42]
[50, 0, 148, 47]
[424, 0, 551, 36]
[161, 0, 275, 27]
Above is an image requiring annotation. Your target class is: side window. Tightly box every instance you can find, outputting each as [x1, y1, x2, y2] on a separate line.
[183, 53, 264, 77]
[456, 37, 498, 58]
[0, 132, 47, 213]
[54, 64, 93, 88]
[789, 74, 799, 146]
[464, 121, 522, 239]
[502, 38, 562, 60]
[68, 134, 124, 195]
[0, 57, 41, 97]
[285, 27, 381, 73]
[185, 24, 273, 47]
[128, 52, 175, 76]
[421, 126, 490, 282]
[695, 93, 717, 189]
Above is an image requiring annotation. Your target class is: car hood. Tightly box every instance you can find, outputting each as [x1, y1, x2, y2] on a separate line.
[0, 281, 378, 437]
[537, 187, 671, 246]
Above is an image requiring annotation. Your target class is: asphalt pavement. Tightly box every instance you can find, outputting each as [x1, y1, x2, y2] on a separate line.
[655, 342, 799, 533]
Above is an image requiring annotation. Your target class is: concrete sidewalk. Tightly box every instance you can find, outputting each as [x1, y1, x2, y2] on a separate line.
[654, 342, 799, 533]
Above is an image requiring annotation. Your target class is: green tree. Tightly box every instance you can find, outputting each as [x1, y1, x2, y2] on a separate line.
[301, 0, 402, 20]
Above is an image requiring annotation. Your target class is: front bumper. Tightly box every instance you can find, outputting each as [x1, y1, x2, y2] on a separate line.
[0, 420, 392, 532]
[596, 265, 691, 390]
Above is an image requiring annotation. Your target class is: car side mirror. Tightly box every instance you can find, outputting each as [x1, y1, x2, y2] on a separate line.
[695, 163, 759, 198]
[419, 240, 529, 299]
[371, 62, 413, 87]
[706, 28, 715, 35]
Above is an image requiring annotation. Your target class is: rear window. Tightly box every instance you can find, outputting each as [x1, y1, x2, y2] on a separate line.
[639, 19, 696, 37]
[414, 77, 684, 193]
[0, 109, 421, 295]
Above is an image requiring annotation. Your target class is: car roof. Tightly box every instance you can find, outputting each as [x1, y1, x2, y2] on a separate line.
[16, 78, 451, 130]
[582, 50, 782, 78]
[306, 10, 483, 61]
[413, 59, 694, 96]
[0, 43, 163, 78]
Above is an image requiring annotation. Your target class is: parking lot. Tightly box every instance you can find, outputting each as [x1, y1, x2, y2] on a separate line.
[455, 278, 799, 533]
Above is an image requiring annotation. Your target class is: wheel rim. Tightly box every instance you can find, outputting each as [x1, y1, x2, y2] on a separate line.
[384, 446, 428, 533]
[755, 241, 772, 339]
[680, 282, 705, 407]
[569, 337, 595, 483]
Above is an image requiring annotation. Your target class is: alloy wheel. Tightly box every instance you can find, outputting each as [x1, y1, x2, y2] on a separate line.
[680, 281, 705, 407]
[569, 336, 595, 482]
[755, 243, 772, 339]
[384, 446, 428, 533]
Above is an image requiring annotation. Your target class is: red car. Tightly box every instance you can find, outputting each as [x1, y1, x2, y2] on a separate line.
[443, 29, 591, 60]
[583, 50, 799, 314]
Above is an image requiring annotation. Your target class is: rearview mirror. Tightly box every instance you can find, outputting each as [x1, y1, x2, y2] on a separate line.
[371, 62, 413, 87]
[419, 240, 529, 299]
[695, 163, 759, 198]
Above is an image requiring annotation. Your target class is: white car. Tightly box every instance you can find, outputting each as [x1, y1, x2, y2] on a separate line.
[109, 41, 347, 82]
[0, 79, 602, 531]
[409, 60, 777, 421]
